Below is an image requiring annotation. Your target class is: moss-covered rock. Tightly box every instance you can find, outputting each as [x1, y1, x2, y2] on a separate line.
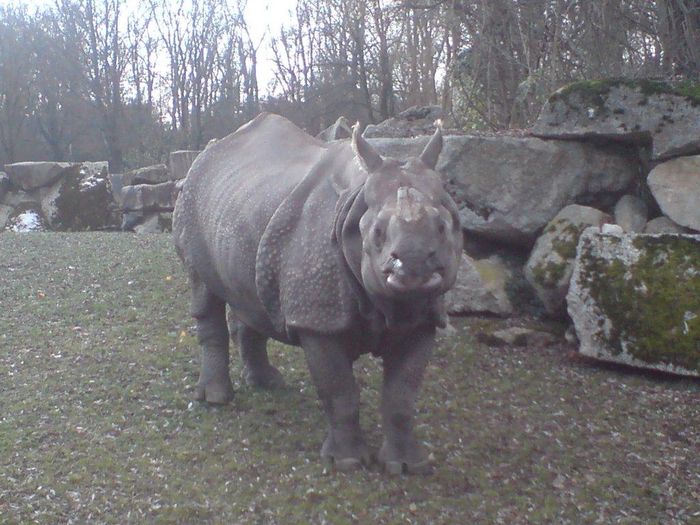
[533, 78, 700, 160]
[40, 163, 120, 231]
[525, 205, 610, 317]
[567, 229, 700, 376]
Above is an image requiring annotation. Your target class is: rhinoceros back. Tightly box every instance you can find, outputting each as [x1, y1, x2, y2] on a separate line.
[174, 113, 360, 340]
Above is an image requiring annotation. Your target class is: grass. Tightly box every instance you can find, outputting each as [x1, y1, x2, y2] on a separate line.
[1, 232, 699, 524]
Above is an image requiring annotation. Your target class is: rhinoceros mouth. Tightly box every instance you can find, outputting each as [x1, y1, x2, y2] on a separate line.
[385, 271, 443, 294]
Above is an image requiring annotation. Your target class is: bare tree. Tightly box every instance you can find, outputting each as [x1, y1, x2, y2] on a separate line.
[0, 6, 35, 163]
[54, 0, 127, 171]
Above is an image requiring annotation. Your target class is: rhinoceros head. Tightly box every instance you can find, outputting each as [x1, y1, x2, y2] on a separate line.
[337, 124, 463, 304]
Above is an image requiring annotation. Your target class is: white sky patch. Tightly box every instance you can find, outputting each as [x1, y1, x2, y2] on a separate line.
[0, 0, 297, 95]
[245, 0, 296, 92]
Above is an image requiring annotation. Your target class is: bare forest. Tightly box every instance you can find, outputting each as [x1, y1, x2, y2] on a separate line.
[0, 0, 698, 170]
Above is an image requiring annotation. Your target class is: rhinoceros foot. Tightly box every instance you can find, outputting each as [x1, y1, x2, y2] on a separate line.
[377, 439, 433, 475]
[241, 365, 286, 390]
[194, 377, 235, 404]
[321, 433, 371, 472]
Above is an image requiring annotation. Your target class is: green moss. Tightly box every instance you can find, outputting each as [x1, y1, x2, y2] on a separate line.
[532, 221, 588, 289]
[550, 78, 700, 107]
[581, 235, 700, 372]
[551, 223, 584, 260]
[532, 260, 568, 289]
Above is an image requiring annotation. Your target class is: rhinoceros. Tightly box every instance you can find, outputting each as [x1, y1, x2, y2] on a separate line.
[173, 113, 463, 473]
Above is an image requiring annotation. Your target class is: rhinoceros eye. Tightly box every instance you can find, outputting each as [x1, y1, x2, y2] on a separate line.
[438, 222, 446, 234]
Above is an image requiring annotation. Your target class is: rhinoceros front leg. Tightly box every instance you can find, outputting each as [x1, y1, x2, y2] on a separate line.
[300, 333, 370, 471]
[379, 327, 435, 475]
[190, 274, 234, 404]
[237, 323, 285, 389]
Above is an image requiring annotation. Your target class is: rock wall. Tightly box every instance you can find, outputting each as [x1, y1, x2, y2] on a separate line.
[363, 79, 700, 374]
[1, 150, 201, 233]
[3, 79, 699, 375]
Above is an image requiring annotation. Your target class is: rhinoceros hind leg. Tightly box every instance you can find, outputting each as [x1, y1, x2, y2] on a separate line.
[237, 323, 285, 389]
[190, 274, 234, 404]
[301, 333, 370, 471]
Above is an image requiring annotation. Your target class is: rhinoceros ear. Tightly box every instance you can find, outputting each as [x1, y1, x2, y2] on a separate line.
[419, 121, 443, 169]
[352, 122, 383, 173]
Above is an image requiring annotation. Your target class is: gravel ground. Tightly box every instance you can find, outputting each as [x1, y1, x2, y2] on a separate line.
[1, 232, 698, 524]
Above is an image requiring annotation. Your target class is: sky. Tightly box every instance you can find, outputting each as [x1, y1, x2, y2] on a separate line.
[242, 0, 297, 89]
[0, 0, 298, 90]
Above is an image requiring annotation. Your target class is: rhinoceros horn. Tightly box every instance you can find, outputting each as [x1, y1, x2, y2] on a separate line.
[352, 122, 383, 173]
[419, 120, 443, 169]
[396, 186, 427, 222]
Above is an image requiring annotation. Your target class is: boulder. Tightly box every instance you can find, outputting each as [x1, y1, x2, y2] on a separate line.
[525, 205, 610, 317]
[317, 117, 352, 142]
[36, 164, 119, 231]
[364, 105, 446, 138]
[169, 150, 201, 181]
[614, 194, 647, 233]
[121, 181, 176, 211]
[133, 214, 160, 234]
[124, 212, 172, 233]
[121, 164, 171, 186]
[647, 155, 700, 232]
[108, 173, 126, 207]
[0, 172, 10, 203]
[81, 161, 109, 179]
[371, 135, 636, 244]
[567, 229, 700, 377]
[532, 79, 700, 160]
[644, 216, 687, 234]
[444, 254, 513, 316]
[0, 204, 12, 229]
[4, 162, 74, 191]
[1, 189, 38, 210]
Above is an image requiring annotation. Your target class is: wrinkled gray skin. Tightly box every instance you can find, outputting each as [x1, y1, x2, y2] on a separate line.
[173, 113, 462, 474]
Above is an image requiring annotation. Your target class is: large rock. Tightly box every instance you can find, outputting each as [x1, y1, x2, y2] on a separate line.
[567, 229, 700, 377]
[0, 204, 12, 229]
[169, 151, 201, 181]
[644, 216, 687, 234]
[445, 254, 513, 316]
[4, 162, 74, 191]
[36, 164, 119, 231]
[317, 117, 352, 142]
[370, 135, 637, 244]
[614, 194, 647, 233]
[0, 172, 10, 203]
[1, 189, 38, 210]
[525, 205, 610, 317]
[364, 105, 446, 138]
[532, 80, 700, 160]
[121, 181, 176, 211]
[647, 155, 700, 232]
[108, 173, 126, 207]
[121, 164, 171, 186]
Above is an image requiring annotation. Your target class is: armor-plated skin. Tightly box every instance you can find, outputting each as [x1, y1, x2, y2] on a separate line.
[173, 113, 462, 473]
